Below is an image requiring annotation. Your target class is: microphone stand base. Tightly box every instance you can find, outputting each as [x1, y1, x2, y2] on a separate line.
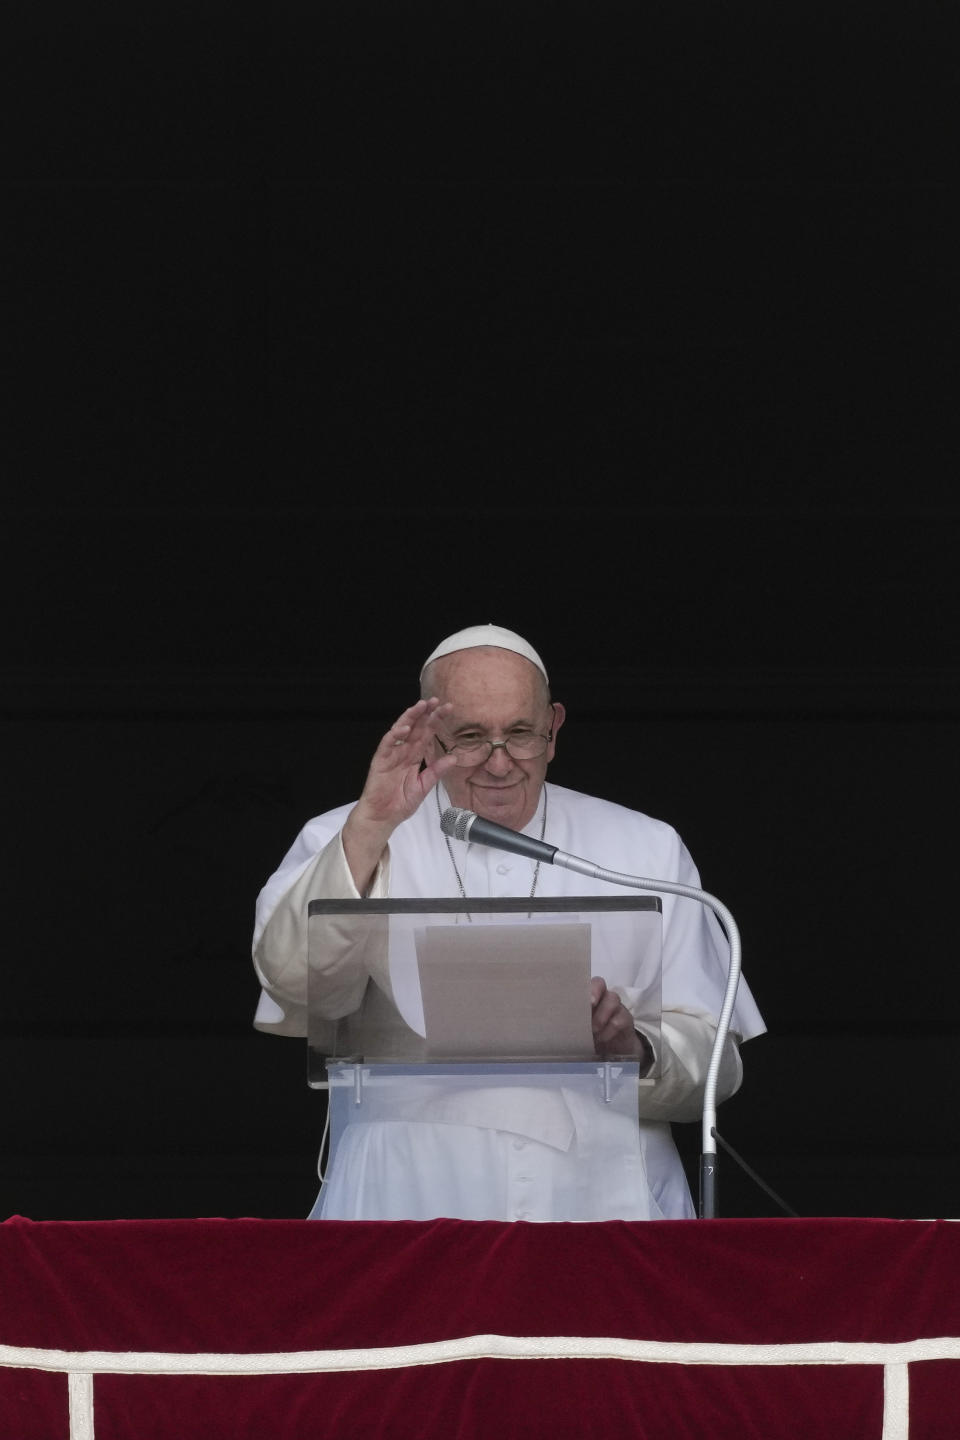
[699, 1155, 717, 1219]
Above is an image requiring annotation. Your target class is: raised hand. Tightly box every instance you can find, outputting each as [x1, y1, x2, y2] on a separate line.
[341, 697, 457, 892]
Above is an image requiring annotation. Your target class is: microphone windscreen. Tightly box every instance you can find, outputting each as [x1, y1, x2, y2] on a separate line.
[440, 806, 474, 842]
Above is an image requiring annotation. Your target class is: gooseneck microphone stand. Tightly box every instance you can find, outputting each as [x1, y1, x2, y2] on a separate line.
[440, 806, 743, 1219]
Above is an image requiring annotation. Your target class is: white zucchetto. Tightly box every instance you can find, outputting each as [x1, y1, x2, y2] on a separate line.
[420, 624, 549, 683]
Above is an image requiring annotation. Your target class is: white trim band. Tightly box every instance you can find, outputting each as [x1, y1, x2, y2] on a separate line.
[4, 1332, 960, 1375]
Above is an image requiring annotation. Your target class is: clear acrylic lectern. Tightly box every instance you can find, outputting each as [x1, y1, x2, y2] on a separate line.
[306, 896, 663, 1218]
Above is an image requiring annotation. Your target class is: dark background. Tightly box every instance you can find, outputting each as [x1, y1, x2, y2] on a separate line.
[3, 1, 958, 1222]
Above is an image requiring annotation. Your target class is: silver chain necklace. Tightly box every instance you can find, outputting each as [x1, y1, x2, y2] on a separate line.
[437, 783, 549, 917]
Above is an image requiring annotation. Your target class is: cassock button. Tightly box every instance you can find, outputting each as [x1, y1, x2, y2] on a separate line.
[496, 863, 509, 875]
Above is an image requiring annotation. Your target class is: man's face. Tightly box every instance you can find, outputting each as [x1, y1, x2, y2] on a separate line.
[428, 647, 565, 831]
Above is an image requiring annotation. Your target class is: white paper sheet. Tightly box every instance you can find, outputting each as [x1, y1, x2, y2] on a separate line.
[415, 922, 595, 1059]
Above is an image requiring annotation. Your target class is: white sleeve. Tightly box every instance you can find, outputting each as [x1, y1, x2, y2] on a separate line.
[634, 1010, 743, 1123]
[610, 820, 759, 1122]
[252, 831, 389, 1035]
[611, 974, 744, 1123]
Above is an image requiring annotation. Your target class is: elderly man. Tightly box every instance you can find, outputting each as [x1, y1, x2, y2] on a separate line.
[253, 624, 765, 1220]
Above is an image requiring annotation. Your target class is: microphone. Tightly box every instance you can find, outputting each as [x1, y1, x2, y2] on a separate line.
[439, 804, 743, 1220]
[441, 806, 558, 864]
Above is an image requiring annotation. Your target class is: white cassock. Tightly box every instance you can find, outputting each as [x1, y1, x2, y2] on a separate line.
[253, 782, 766, 1222]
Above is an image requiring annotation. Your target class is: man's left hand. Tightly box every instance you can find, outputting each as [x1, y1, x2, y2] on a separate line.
[590, 976, 651, 1068]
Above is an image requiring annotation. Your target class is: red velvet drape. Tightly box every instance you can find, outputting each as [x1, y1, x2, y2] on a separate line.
[2, 1216, 959, 1439]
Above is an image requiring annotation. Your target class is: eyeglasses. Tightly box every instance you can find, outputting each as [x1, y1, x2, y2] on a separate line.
[436, 711, 555, 767]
